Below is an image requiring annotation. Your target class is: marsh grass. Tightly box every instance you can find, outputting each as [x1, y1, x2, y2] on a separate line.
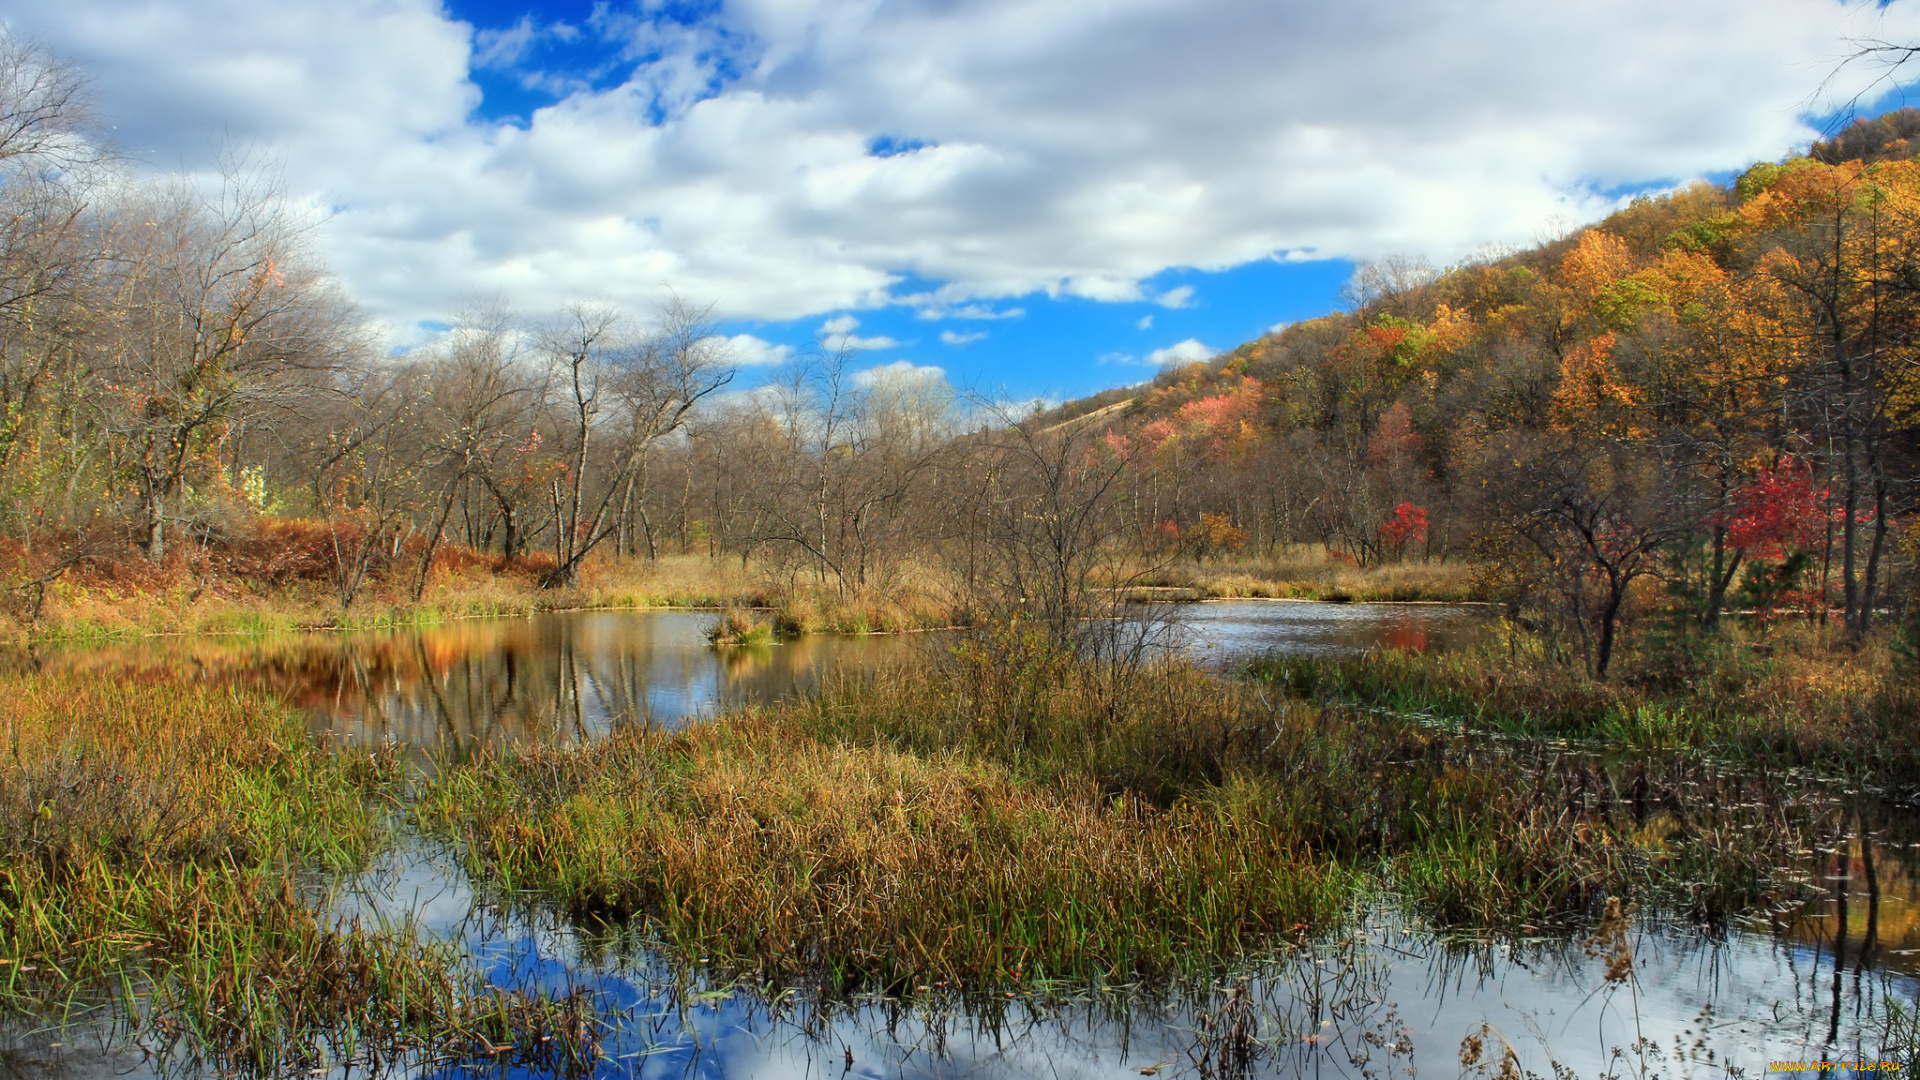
[0, 670, 600, 1075]
[418, 627, 1813, 997]
[705, 607, 774, 645]
[1255, 623, 1920, 788]
[1119, 547, 1482, 604]
[419, 712, 1359, 991]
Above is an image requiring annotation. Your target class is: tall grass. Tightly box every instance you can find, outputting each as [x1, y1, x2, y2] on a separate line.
[417, 626, 1813, 994]
[1253, 623, 1920, 788]
[419, 715, 1356, 990]
[11, 545, 968, 641]
[1119, 546, 1483, 603]
[0, 670, 598, 1075]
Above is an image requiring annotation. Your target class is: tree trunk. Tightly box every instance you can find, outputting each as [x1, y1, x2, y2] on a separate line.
[1861, 476, 1889, 635]
[412, 478, 461, 602]
[146, 489, 165, 563]
[1595, 576, 1623, 681]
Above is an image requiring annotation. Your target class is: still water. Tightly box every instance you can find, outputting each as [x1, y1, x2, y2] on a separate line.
[30, 600, 1489, 751]
[14, 602, 1918, 1078]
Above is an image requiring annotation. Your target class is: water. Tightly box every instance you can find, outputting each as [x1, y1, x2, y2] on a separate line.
[30, 609, 899, 749]
[1178, 599, 1490, 669]
[24, 601, 1484, 751]
[13, 602, 1920, 1077]
[311, 842, 1919, 1079]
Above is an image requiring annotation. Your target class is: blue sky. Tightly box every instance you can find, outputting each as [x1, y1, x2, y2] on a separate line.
[8, 0, 1920, 402]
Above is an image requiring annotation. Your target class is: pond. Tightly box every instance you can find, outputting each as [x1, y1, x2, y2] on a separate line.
[11, 602, 1918, 1078]
[25, 600, 1490, 752]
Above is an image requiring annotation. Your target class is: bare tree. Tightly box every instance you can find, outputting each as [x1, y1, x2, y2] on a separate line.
[97, 170, 361, 561]
[0, 32, 96, 175]
[409, 304, 540, 597]
[539, 296, 734, 587]
[1477, 432, 1679, 679]
[956, 402, 1140, 649]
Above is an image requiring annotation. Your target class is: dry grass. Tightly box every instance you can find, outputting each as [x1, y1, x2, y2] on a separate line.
[8, 540, 968, 642]
[420, 713, 1355, 990]
[0, 669, 599, 1075]
[1120, 546, 1483, 604]
[1253, 619, 1920, 787]
[418, 632, 1813, 993]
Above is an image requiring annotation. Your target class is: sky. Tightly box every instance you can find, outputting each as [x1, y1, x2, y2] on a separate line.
[6, 0, 1920, 402]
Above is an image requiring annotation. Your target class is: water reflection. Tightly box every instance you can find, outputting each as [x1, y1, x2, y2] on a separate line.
[315, 843, 1918, 1080]
[1180, 600, 1490, 670]
[28, 612, 900, 752]
[22, 603, 1489, 753]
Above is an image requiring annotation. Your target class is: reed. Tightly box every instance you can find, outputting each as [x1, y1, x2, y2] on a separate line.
[0, 670, 598, 1075]
[418, 630, 1810, 993]
[1254, 622, 1920, 787]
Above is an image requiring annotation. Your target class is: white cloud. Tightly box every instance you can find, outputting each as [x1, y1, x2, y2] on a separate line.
[913, 302, 1026, 321]
[1146, 339, 1215, 367]
[8, 0, 1919, 336]
[1155, 285, 1195, 309]
[1136, 314, 1154, 330]
[853, 359, 945, 388]
[940, 329, 987, 346]
[709, 333, 792, 367]
[473, 16, 539, 70]
[818, 314, 897, 351]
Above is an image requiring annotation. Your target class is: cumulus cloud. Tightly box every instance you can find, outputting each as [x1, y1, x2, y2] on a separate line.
[819, 314, 898, 351]
[8, 0, 1919, 337]
[1136, 314, 1154, 330]
[940, 329, 986, 346]
[710, 333, 791, 366]
[853, 359, 946, 388]
[1146, 339, 1215, 367]
[1155, 285, 1195, 309]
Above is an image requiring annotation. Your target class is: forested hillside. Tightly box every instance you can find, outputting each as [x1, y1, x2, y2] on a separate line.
[1043, 115, 1920, 673]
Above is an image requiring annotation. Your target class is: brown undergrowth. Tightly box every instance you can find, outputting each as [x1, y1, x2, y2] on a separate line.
[1254, 620, 1920, 790]
[1118, 547, 1483, 604]
[0, 525, 962, 642]
[418, 629, 1812, 993]
[0, 669, 598, 1076]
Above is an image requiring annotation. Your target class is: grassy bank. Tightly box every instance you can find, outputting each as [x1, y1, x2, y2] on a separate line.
[1117, 547, 1483, 604]
[417, 631, 1811, 994]
[12, 545, 962, 643]
[7, 532, 1474, 643]
[1253, 622, 1920, 790]
[0, 670, 597, 1075]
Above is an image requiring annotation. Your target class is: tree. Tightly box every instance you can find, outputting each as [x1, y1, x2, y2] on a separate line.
[99, 173, 361, 561]
[539, 297, 733, 588]
[956, 403, 1139, 649]
[1478, 431, 1677, 680]
[405, 305, 540, 597]
[1740, 158, 1920, 637]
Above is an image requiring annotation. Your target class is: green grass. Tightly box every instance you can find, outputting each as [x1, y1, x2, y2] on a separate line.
[1249, 623, 1920, 787]
[0, 670, 599, 1075]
